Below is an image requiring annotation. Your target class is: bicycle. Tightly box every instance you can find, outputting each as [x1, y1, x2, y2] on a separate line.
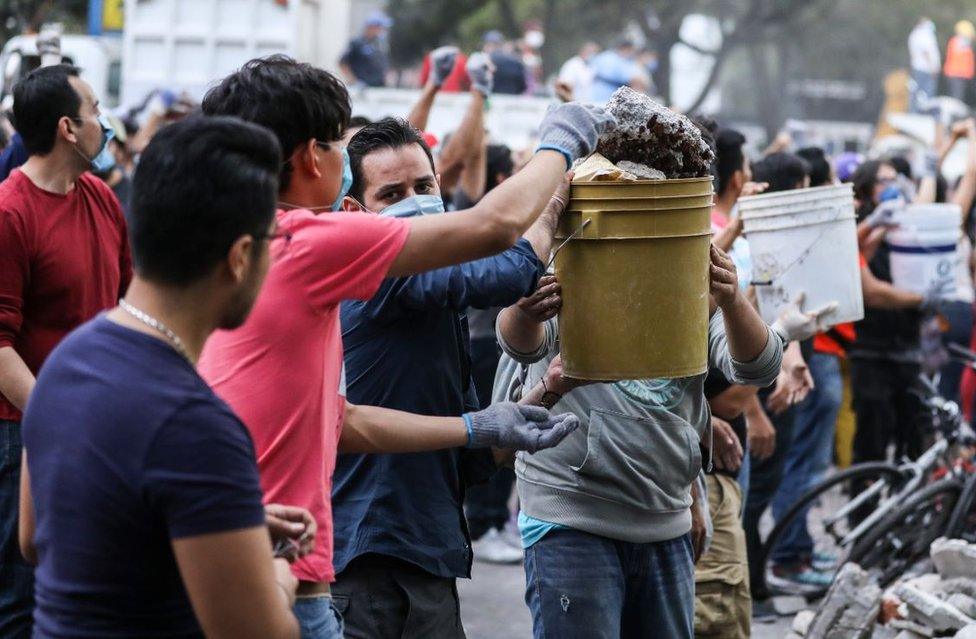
[758, 346, 976, 597]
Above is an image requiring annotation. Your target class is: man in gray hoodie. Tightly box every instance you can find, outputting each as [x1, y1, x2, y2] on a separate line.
[494, 245, 783, 639]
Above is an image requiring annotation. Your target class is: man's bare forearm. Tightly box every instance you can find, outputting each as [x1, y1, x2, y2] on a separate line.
[497, 306, 546, 357]
[406, 82, 439, 132]
[338, 403, 468, 453]
[0, 346, 34, 411]
[720, 296, 771, 363]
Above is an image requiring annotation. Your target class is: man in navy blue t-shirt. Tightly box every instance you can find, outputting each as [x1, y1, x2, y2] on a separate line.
[19, 117, 310, 638]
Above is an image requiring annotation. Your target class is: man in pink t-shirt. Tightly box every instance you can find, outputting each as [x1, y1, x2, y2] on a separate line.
[197, 55, 613, 637]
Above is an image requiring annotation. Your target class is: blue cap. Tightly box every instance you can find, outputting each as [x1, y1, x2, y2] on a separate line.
[365, 10, 393, 28]
[483, 30, 505, 44]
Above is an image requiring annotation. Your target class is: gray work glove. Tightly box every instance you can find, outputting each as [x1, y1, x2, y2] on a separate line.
[430, 46, 459, 88]
[464, 402, 580, 453]
[863, 197, 904, 229]
[536, 103, 617, 169]
[465, 52, 494, 96]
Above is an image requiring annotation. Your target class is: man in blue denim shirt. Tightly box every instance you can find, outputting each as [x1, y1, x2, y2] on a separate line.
[332, 118, 567, 638]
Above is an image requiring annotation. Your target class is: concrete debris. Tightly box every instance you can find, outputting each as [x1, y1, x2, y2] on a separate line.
[596, 86, 714, 179]
[895, 582, 976, 632]
[955, 624, 976, 638]
[806, 563, 882, 639]
[934, 538, 976, 581]
[792, 609, 815, 635]
[880, 593, 907, 624]
[904, 573, 945, 594]
[614, 161, 666, 180]
[942, 578, 976, 599]
[889, 618, 935, 637]
[949, 594, 976, 619]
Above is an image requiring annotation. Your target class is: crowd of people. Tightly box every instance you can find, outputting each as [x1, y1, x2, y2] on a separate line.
[1, 15, 976, 639]
[910, 16, 976, 109]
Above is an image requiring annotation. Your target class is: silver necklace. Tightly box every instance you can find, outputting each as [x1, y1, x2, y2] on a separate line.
[118, 299, 191, 362]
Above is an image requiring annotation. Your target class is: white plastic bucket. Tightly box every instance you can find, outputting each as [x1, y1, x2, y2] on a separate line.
[886, 204, 961, 296]
[739, 183, 864, 326]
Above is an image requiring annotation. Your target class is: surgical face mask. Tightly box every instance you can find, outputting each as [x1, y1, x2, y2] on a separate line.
[72, 113, 115, 173]
[331, 146, 352, 211]
[379, 194, 445, 218]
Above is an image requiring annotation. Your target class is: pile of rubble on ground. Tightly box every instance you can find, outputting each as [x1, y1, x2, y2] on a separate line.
[787, 539, 976, 639]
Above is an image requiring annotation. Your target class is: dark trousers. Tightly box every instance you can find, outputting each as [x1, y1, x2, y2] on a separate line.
[464, 337, 514, 539]
[948, 76, 971, 105]
[0, 420, 32, 638]
[524, 530, 695, 639]
[850, 359, 924, 464]
[743, 397, 795, 601]
[332, 554, 465, 639]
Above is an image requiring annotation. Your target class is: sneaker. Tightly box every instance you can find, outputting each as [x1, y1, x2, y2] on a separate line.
[752, 599, 779, 623]
[473, 529, 524, 564]
[766, 563, 834, 594]
[810, 550, 839, 572]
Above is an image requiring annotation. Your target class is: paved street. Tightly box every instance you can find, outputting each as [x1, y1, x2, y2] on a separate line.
[458, 560, 795, 638]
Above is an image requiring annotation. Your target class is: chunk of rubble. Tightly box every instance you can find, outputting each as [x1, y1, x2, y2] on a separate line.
[949, 594, 976, 619]
[933, 538, 976, 581]
[955, 624, 976, 638]
[614, 161, 666, 180]
[807, 563, 882, 639]
[596, 86, 714, 179]
[792, 609, 815, 635]
[571, 153, 637, 182]
[943, 579, 976, 599]
[889, 618, 935, 637]
[895, 582, 975, 632]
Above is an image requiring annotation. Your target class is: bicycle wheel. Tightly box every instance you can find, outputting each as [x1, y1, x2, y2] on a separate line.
[850, 478, 962, 587]
[759, 462, 905, 597]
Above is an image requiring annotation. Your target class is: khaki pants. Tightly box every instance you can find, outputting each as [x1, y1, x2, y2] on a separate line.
[694, 473, 751, 639]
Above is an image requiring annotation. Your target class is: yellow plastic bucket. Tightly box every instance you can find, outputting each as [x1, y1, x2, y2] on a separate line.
[555, 177, 713, 380]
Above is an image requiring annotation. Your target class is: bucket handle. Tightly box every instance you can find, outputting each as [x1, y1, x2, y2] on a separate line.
[547, 218, 592, 270]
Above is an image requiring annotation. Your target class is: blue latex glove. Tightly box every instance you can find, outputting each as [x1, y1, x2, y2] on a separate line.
[464, 402, 579, 453]
[536, 103, 616, 169]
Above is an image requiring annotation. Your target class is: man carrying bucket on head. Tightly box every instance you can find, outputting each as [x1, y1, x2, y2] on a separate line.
[492, 244, 783, 639]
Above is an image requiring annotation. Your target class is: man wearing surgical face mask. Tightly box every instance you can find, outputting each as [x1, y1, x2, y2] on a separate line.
[0, 63, 131, 636]
[332, 117, 568, 637]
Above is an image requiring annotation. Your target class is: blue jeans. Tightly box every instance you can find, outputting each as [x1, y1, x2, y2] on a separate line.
[1, 420, 33, 639]
[770, 353, 842, 565]
[910, 68, 937, 112]
[524, 529, 694, 639]
[294, 595, 344, 639]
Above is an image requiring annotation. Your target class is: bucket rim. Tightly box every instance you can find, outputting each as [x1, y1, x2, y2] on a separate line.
[568, 194, 715, 202]
[737, 183, 853, 205]
[571, 176, 714, 186]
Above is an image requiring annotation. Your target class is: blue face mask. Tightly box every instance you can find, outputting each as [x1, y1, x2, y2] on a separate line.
[379, 194, 446, 218]
[331, 147, 353, 211]
[74, 113, 116, 173]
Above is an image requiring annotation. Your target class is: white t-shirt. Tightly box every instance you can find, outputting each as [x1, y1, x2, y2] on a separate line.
[952, 235, 975, 303]
[909, 24, 941, 73]
[558, 55, 594, 101]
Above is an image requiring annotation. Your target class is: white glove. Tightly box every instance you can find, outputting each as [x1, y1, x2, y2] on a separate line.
[771, 292, 839, 342]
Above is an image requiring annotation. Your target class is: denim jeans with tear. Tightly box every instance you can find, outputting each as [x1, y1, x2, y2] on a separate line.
[524, 528, 694, 639]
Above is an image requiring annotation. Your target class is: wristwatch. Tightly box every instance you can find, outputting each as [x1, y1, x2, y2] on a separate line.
[539, 377, 563, 409]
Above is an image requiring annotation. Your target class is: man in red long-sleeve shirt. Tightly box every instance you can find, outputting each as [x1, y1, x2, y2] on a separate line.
[0, 64, 131, 637]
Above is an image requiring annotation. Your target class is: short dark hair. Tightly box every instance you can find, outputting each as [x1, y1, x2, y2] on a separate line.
[752, 152, 810, 193]
[886, 155, 913, 180]
[485, 144, 514, 193]
[13, 64, 82, 156]
[201, 55, 350, 192]
[796, 146, 831, 187]
[347, 117, 435, 203]
[129, 116, 281, 285]
[348, 115, 373, 129]
[714, 128, 747, 195]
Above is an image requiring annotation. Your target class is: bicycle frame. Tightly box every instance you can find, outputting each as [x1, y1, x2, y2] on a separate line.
[821, 438, 949, 549]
